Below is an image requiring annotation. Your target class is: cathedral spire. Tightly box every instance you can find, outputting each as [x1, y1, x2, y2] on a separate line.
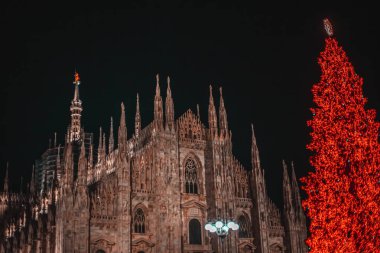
[282, 160, 294, 215]
[290, 161, 303, 213]
[218, 87, 228, 138]
[55, 145, 61, 187]
[251, 124, 261, 172]
[3, 162, 9, 192]
[30, 165, 35, 194]
[109, 117, 114, 153]
[165, 76, 175, 131]
[77, 139, 87, 186]
[135, 93, 141, 138]
[88, 137, 93, 167]
[208, 85, 218, 138]
[154, 74, 164, 130]
[98, 127, 103, 163]
[102, 133, 106, 156]
[118, 102, 128, 152]
[64, 141, 74, 188]
[69, 71, 83, 142]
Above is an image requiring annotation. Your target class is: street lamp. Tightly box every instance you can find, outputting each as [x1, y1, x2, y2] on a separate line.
[205, 219, 239, 253]
[205, 219, 239, 239]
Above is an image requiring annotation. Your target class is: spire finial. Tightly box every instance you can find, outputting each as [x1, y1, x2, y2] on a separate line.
[209, 85, 213, 101]
[135, 94, 141, 137]
[218, 86, 228, 135]
[251, 123, 255, 145]
[4, 162, 9, 192]
[136, 94, 140, 113]
[165, 76, 175, 131]
[74, 71, 81, 85]
[282, 159, 288, 172]
[208, 84, 218, 137]
[118, 102, 128, 151]
[88, 137, 93, 167]
[98, 127, 103, 162]
[251, 123, 261, 172]
[102, 133, 106, 155]
[156, 74, 160, 95]
[30, 164, 35, 194]
[290, 161, 299, 188]
[323, 18, 334, 37]
[290, 161, 303, 213]
[120, 102, 126, 127]
[109, 117, 114, 152]
[197, 104, 200, 119]
[154, 74, 164, 129]
[167, 76, 172, 95]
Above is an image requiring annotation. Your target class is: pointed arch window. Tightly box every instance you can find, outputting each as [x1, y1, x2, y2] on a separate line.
[189, 219, 202, 244]
[185, 158, 198, 194]
[238, 215, 251, 238]
[133, 208, 145, 233]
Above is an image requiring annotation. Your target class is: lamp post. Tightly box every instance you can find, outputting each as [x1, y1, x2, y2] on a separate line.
[205, 219, 239, 253]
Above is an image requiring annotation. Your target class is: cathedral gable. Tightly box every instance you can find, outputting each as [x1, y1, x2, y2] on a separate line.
[177, 109, 206, 148]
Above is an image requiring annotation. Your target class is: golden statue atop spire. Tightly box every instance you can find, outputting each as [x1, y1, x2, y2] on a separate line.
[74, 71, 80, 85]
[323, 18, 334, 37]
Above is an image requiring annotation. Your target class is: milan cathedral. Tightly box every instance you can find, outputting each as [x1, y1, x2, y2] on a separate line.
[0, 73, 307, 252]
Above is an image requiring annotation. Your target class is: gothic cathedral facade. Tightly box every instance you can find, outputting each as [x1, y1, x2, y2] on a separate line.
[0, 73, 307, 253]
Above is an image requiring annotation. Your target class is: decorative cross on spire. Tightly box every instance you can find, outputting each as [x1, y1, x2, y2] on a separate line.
[323, 18, 334, 37]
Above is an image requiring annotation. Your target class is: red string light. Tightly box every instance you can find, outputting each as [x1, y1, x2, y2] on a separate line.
[301, 33, 380, 252]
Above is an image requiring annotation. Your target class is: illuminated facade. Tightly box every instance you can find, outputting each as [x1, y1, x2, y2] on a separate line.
[0, 74, 307, 253]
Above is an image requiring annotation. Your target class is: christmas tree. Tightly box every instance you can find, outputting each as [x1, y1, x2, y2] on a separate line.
[301, 19, 380, 252]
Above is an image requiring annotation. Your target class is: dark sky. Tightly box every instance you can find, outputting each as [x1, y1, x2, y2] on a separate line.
[1, 1, 380, 207]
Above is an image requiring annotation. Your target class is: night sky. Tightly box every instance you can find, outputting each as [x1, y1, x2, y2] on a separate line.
[1, 2, 380, 207]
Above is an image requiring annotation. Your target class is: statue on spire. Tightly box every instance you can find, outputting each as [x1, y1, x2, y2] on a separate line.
[323, 18, 334, 37]
[74, 71, 81, 84]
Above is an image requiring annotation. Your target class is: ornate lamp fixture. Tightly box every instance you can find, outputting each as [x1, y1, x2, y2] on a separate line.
[204, 219, 239, 239]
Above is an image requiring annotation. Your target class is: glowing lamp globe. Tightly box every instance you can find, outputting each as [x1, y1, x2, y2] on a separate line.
[222, 225, 229, 232]
[232, 223, 239, 231]
[210, 226, 217, 233]
[215, 221, 223, 229]
[227, 221, 235, 229]
[205, 224, 213, 231]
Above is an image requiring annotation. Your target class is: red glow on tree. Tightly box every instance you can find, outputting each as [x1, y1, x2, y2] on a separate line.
[301, 19, 380, 252]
